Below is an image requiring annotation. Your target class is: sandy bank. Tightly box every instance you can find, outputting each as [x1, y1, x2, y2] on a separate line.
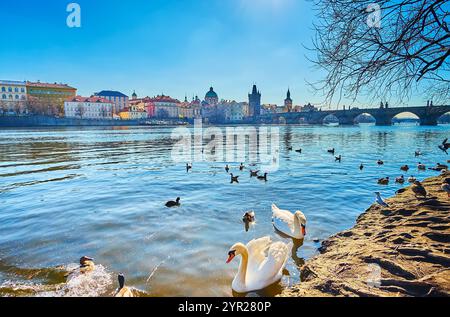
[281, 174, 450, 297]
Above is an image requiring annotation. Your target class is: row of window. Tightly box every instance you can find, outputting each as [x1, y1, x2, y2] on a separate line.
[1, 87, 25, 93]
[1, 94, 25, 100]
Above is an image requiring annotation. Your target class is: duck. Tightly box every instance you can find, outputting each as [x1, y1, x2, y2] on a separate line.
[165, 197, 181, 208]
[242, 211, 255, 223]
[287, 146, 293, 151]
[377, 160, 384, 165]
[417, 163, 426, 170]
[257, 173, 268, 181]
[225, 165, 230, 173]
[295, 149, 302, 153]
[239, 163, 245, 171]
[335, 155, 342, 162]
[186, 163, 192, 172]
[230, 173, 239, 184]
[226, 237, 291, 293]
[395, 175, 405, 184]
[115, 274, 134, 297]
[429, 163, 449, 171]
[250, 170, 259, 177]
[415, 150, 422, 157]
[400, 165, 409, 172]
[328, 148, 335, 154]
[411, 181, 427, 198]
[79, 256, 95, 274]
[438, 138, 450, 154]
[359, 163, 364, 171]
[378, 177, 389, 185]
[375, 192, 389, 207]
[271, 204, 307, 240]
[441, 178, 450, 198]
[408, 176, 417, 183]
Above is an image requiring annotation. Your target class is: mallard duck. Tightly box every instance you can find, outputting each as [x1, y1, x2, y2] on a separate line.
[165, 197, 181, 208]
[411, 181, 427, 198]
[408, 176, 417, 183]
[400, 165, 409, 172]
[395, 175, 405, 184]
[79, 256, 95, 274]
[115, 274, 134, 297]
[378, 177, 389, 185]
[242, 211, 255, 223]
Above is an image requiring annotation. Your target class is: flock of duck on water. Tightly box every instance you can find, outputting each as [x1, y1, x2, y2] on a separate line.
[68, 138, 450, 296]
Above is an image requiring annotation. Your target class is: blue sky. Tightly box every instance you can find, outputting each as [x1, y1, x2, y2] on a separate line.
[0, 0, 423, 108]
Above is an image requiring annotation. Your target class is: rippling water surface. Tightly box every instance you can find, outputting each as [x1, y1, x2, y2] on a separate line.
[0, 124, 449, 297]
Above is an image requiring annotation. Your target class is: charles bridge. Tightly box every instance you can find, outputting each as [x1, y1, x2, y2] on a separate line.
[259, 104, 450, 126]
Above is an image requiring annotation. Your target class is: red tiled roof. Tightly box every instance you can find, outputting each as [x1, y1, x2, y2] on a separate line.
[66, 96, 112, 103]
[27, 81, 76, 90]
[150, 95, 180, 103]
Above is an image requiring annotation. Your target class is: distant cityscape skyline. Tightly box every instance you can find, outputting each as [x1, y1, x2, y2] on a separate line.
[0, 0, 427, 108]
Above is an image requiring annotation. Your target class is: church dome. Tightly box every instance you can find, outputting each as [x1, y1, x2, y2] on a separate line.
[205, 87, 218, 99]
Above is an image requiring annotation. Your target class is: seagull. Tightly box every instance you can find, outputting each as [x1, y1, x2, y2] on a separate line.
[375, 192, 389, 207]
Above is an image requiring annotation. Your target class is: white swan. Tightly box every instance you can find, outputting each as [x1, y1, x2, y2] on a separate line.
[226, 236, 291, 293]
[271, 204, 307, 239]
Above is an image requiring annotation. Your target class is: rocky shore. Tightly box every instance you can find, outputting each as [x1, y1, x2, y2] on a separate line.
[281, 174, 450, 297]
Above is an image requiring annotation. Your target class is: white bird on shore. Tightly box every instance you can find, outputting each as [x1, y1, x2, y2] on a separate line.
[271, 204, 307, 240]
[375, 192, 389, 207]
[226, 236, 291, 293]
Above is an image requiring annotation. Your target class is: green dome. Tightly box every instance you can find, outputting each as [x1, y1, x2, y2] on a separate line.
[205, 87, 218, 99]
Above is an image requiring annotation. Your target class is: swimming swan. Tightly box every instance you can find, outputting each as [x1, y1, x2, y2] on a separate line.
[271, 204, 307, 240]
[226, 236, 291, 293]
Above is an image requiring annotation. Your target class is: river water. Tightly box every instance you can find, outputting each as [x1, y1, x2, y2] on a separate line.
[0, 124, 448, 297]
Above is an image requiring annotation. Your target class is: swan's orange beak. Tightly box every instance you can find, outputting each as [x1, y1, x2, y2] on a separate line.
[226, 251, 236, 263]
[302, 225, 306, 236]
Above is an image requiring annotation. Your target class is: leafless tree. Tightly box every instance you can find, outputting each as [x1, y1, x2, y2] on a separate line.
[310, 0, 450, 106]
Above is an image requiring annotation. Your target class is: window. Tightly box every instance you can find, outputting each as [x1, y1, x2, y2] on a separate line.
[8, 87, 12, 92]
[2, 94, 6, 99]
[14, 88, 19, 92]
[8, 95, 12, 99]
[1, 87, 5, 92]
[21, 88, 25, 93]
[15, 95, 19, 100]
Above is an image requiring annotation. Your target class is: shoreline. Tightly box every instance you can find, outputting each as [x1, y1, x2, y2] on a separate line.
[281, 173, 450, 297]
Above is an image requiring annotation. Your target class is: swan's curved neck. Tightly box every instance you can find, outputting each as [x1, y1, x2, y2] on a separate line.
[293, 215, 301, 235]
[236, 248, 249, 286]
